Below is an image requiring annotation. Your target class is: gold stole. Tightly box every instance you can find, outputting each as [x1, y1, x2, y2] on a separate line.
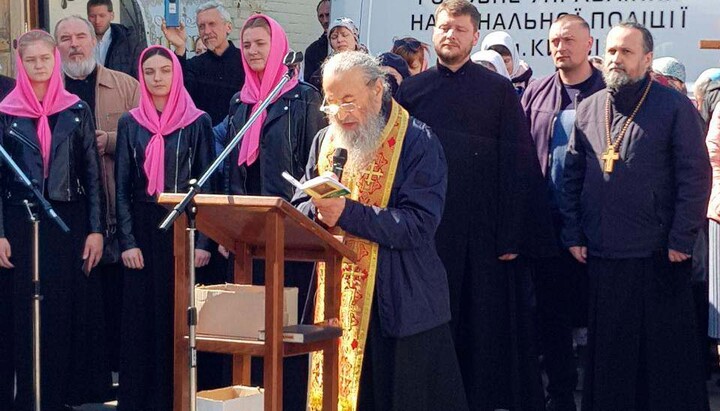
[307, 101, 410, 410]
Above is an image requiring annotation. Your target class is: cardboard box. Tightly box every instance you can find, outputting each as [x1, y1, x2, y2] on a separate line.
[197, 386, 264, 411]
[195, 284, 298, 339]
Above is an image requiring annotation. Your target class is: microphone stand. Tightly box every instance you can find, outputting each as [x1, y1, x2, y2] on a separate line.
[0, 144, 70, 411]
[158, 51, 303, 411]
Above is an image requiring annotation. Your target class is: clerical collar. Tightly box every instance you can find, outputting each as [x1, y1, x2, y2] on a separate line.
[608, 73, 652, 113]
[437, 59, 474, 77]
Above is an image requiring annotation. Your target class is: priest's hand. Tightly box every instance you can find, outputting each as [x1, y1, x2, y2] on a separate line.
[313, 197, 346, 228]
[0, 238, 13, 269]
[195, 249, 211, 268]
[95, 130, 109, 155]
[569, 246, 587, 264]
[83, 233, 103, 275]
[122, 248, 145, 270]
[668, 249, 691, 263]
[498, 253, 518, 261]
[161, 20, 187, 55]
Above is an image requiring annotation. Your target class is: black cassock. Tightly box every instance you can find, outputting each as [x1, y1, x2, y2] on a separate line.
[561, 76, 710, 410]
[396, 60, 555, 411]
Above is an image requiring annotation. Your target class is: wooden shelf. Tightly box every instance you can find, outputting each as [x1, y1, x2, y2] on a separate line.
[187, 334, 339, 358]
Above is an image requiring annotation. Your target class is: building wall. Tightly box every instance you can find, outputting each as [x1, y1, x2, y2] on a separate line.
[48, 0, 322, 58]
[230, 0, 322, 54]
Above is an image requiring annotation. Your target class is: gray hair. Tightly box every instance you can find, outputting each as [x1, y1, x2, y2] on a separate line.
[615, 21, 653, 54]
[54, 15, 95, 40]
[322, 51, 391, 101]
[196, 1, 232, 24]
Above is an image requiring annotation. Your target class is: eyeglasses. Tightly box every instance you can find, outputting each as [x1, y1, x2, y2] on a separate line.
[393, 37, 423, 53]
[319, 101, 359, 116]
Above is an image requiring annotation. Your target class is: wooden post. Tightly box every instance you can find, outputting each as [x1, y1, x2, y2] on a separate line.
[264, 211, 285, 410]
[322, 253, 341, 411]
[233, 241, 253, 385]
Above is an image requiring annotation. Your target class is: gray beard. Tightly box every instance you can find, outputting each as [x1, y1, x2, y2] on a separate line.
[63, 58, 96, 80]
[331, 112, 386, 178]
[603, 67, 644, 91]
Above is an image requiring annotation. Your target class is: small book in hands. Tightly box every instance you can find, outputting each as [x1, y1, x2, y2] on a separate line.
[258, 323, 343, 343]
[282, 171, 350, 199]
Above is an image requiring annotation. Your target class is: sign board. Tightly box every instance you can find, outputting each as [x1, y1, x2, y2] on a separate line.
[333, 0, 720, 82]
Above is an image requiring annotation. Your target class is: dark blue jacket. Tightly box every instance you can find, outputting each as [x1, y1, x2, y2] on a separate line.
[292, 114, 452, 338]
[104, 23, 144, 79]
[560, 75, 711, 258]
[521, 65, 605, 175]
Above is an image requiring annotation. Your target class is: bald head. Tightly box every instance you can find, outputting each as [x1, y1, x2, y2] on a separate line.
[549, 15, 593, 74]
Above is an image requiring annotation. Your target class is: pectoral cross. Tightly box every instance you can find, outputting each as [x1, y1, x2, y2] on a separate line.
[602, 147, 620, 173]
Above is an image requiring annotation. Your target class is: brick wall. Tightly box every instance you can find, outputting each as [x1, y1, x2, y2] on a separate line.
[227, 0, 323, 54]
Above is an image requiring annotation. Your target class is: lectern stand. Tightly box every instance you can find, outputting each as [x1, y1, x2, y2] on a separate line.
[159, 194, 356, 411]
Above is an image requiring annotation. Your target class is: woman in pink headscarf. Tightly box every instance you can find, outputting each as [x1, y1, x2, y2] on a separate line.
[216, 14, 325, 407]
[114, 45, 215, 411]
[0, 30, 108, 409]
[220, 14, 325, 200]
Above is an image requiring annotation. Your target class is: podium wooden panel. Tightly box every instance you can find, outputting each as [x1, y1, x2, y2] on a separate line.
[159, 194, 356, 411]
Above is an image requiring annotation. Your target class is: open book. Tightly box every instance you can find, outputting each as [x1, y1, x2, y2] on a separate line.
[282, 171, 350, 199]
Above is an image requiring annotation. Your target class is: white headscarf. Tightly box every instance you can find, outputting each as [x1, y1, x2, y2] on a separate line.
[471, 50, 511, 80]
[480, 31, 520, 77]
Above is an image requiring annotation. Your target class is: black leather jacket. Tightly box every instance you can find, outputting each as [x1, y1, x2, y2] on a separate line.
[114, 112, 216, 251]
[222, 82, 326, 200]
[0, 101, 103, 237]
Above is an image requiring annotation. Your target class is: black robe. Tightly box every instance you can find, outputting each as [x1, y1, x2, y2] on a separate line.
[561, 76, 711, 410]
[396, 60, 549, 410]
[115, 113, 216, 411]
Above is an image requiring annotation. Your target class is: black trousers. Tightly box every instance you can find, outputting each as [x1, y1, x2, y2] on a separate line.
[533, 250, 587, 401]
[582, 254, 708, 411]
[3, 202, 110, 411]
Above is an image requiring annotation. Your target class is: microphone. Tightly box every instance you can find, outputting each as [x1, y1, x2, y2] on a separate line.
[283, 51, 304, 66]
[332, 148, 348, 181]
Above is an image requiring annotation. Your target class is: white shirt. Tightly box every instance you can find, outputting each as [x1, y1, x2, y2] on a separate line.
[95, 28, 113, 66]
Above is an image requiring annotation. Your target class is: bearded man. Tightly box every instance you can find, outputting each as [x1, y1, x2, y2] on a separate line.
[560, 21, 710, 410]
[396, 0, 552, 409]
[293, 51, 468, 411]
[55, 15, 139, 378]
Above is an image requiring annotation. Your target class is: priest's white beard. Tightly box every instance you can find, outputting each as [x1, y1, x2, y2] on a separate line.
[63, 58, 96, 80]
[331, 111, 386, 178]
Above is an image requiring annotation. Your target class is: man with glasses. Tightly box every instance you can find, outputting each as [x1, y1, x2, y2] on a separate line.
[294, 51, 468, 411]
[304, 0, 331, 82]
[396, 0, 553, 409]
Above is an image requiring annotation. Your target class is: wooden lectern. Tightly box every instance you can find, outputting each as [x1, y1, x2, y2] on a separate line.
[159, 194, 356, 411]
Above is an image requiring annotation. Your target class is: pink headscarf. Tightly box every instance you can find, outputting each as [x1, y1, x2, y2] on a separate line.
[130, 45, 204, 196]
[237, 14, 299, 166]
[0, 30, 80, 178]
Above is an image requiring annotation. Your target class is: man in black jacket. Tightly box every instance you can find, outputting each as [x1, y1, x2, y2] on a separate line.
[87, 0, 145, 78]
[0, 74, 13, 101]
[303, 0, 330, 82]
[520, 15, 604, 411]
[561, 22, 710, 411]
[162, 1, 245, 126]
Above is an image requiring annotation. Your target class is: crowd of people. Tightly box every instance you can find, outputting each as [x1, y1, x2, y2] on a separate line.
[0, 0, 718, 410]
